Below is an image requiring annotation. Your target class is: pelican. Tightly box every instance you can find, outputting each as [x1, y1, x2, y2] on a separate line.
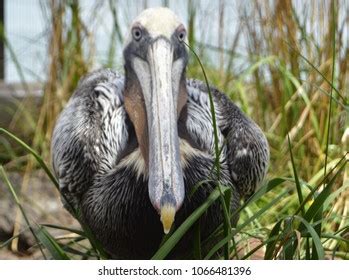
[51, 7, 269, 259]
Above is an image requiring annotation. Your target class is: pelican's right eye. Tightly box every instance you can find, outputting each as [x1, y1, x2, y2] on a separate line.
[132, 27, 142, 41]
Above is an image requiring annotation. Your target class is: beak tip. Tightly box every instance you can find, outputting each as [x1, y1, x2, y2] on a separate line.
[160, 204, 176, 234]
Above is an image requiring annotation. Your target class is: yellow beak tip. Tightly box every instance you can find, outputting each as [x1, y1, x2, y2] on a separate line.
[160, 204, 176, 234]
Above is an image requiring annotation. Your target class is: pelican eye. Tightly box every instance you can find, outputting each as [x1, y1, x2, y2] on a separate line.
[132, 27, 142, 41]
[178, 30, 186, 42]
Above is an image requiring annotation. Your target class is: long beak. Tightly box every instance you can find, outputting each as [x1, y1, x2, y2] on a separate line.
[146, 38, 185, 234]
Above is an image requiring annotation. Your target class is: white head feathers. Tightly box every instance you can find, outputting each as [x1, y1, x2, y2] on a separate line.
[126, 7, 184, 43]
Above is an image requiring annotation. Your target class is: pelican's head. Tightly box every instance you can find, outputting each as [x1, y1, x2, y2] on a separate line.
[123, 8, 188, 234]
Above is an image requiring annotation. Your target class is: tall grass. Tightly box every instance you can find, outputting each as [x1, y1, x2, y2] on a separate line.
[0, 0, 348, 259]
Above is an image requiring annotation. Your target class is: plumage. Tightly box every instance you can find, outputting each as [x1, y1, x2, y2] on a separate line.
[51, 8, 269, 259]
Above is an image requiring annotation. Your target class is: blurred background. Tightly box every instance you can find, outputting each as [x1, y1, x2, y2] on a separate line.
[0, 0, 348, 259]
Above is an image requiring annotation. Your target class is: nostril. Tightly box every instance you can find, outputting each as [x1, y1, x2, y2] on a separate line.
[160, 192, 177, 209]
[162, 181, 171, 191]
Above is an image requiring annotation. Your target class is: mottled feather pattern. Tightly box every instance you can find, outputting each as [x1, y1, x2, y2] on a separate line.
[81, 146, 239, 259]
[185, 81, 227, 162]
[52, 69, 129, 197]
[186, 79, 270, 198]
[51, 69, 269, 258]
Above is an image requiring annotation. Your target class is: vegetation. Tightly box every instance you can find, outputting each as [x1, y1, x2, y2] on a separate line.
[0, 0, 348, 259]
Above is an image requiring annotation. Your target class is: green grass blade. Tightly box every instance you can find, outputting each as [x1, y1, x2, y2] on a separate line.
[0, 128, 110, 259]
[0, 166, 47, 259]
[264, 220, 283, 259]
[241, 235, 279, 260]
[0, 128, 58, 188]
[294, 216, 325, 259]
[303, 161, 346, 223]
[287, 134, 305, 215]
[284, 42, 346, 105]
[56, 245, 92, 258]
[239, 178, 288, 212]
[204, 235, 231, 260]
[323, 180, 349, 210]
[324, 0, 337, 178]
[236, 190, 289, 233]
[77, 219, 110, 260]
[295, 153, 347, 216]
[35, 226, 70, 260]
[184, 41, 232, 259]
[151, 185, 229, 260]
[311, 202, 323, 260]
[203, 178, 288, 247]
[40, 223, 85, 236]
[193, 221, 202, 259]
[283, 217, 295, 260]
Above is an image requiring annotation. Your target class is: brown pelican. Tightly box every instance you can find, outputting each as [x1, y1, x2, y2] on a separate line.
[51, 7, 269, 259]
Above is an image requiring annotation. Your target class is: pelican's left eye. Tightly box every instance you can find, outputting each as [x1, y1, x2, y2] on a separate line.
[178, 32, 185, 41]
[176, 25, 186, 42]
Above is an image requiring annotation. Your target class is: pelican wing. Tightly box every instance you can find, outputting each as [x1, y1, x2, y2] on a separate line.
[51, 69, 129, 210]
[186, 79, 269, 199]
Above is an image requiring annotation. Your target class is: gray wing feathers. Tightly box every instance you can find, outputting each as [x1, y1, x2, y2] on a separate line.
[51, 69, 128, 209]
[185, 81, 226, 158]
[186, 79, 269, 199]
